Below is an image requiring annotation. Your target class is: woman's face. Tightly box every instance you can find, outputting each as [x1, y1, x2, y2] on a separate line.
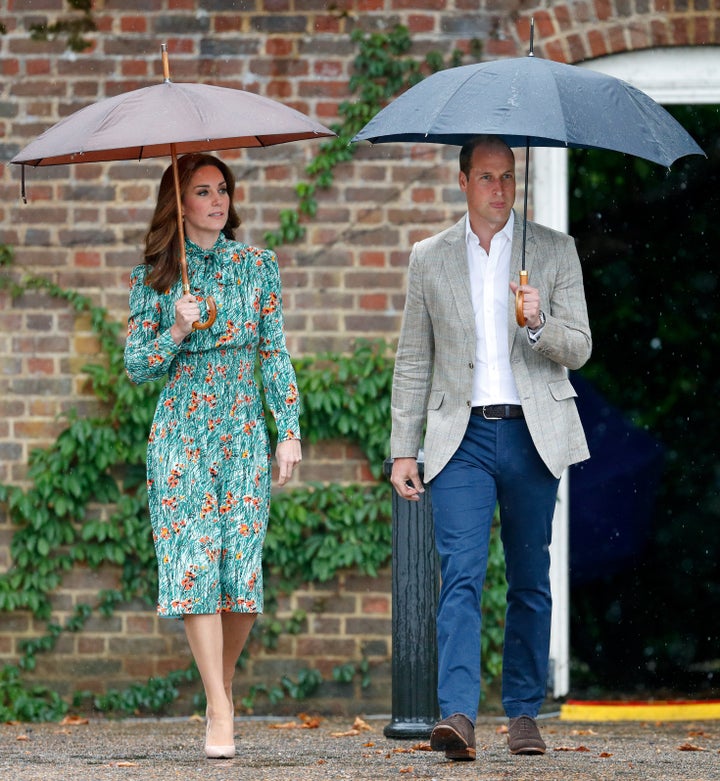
[182, 164, 230, 249]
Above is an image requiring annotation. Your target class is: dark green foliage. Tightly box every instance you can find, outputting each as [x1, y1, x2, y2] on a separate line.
[28, 0, 97, 53]
[569, 105, 720, 695]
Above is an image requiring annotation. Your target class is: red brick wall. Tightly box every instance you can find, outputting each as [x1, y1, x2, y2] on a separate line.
[1, 1, 718, 713]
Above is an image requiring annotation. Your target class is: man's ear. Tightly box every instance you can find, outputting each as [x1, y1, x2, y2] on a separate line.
[458, 170, 467, 192]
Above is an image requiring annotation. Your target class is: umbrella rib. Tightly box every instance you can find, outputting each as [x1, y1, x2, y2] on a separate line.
[422, 68, 489, 134]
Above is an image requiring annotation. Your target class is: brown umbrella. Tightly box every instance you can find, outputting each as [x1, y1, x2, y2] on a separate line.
[11, 45, 335, 329]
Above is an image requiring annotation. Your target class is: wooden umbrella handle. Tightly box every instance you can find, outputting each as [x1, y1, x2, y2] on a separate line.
[193, 297, 217, 331]
[515, 270, 528, 327]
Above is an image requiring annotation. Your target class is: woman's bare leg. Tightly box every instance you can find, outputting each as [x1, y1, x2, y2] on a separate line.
[221, 613, 256, 708]
[183, 614, 234, 750]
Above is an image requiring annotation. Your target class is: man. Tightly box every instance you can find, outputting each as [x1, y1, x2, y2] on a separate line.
[390, 135, 591, 760]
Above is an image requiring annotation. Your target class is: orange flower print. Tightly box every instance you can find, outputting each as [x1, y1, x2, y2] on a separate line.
[261, 292, 278, 316]
[219, 491, 239, 514]
[200, 493, 217, 519]
[187, 391, 200, 417]
[161, 496, 178, 511]
[181, 566, 199, 590]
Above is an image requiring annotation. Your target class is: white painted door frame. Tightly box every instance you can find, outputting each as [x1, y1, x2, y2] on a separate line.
[540, 46, 720, 699]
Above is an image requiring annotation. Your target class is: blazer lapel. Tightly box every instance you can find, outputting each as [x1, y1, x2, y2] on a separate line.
[440, 217, 476, 338]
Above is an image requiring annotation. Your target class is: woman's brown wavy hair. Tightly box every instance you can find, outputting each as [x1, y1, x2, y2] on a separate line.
[143, 153, 241, 293]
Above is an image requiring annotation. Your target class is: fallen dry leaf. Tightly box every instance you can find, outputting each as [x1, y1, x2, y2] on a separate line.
[352, 716, 373, 732]
[496, 724, 509, 734]
[570, 728, 598, 736]
[16, 735, 29, 742]
[399, 767, 414, 774]
[363, 741, 375, 747]
[678, 743, 707, 752]
[60, 714, 89, 726]
[599, 752, 613, 758]
[412, 742, 432, 751]
[554, 745, 591, 752]
[268, 713, 321, 730]
[331, 729, 361, 737]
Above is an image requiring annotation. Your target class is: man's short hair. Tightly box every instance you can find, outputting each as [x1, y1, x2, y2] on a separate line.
[459, 135, 514, 177]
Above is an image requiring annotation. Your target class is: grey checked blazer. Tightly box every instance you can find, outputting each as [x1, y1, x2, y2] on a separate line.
[390, 211, 592, 482]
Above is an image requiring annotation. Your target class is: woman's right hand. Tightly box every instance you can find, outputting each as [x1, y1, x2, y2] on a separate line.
[170, 294, 200, 343]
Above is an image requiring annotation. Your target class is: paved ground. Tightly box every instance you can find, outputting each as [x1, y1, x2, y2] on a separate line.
[2, 712, 719, 781]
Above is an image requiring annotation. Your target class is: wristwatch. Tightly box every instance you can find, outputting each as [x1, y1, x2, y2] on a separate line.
[528, 310, 546, 333]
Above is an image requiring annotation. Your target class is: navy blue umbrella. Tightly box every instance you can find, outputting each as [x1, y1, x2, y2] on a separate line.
[352, 55, 704, 165]
[352, 39, 705, 323]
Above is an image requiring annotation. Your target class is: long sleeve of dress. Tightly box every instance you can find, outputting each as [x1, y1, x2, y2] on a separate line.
[256, 251, 301, 443]
[124, 264, 183, 385]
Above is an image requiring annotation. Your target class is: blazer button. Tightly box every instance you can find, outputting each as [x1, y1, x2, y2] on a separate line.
[468, 362, 474, 369]
[466, 400, 471, 407]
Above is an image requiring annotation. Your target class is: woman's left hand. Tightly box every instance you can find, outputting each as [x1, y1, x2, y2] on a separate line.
[275, 439, 302, 486]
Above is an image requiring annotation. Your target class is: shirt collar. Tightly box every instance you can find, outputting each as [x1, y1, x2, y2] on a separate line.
[465, 210, 515, 247]
[186, 232, 228, 256]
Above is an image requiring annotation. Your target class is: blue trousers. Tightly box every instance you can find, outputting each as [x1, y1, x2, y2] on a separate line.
[430, 415, 560, 722]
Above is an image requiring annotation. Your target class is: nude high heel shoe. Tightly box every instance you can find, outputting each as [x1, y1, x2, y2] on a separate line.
[205, 710, 236, 759]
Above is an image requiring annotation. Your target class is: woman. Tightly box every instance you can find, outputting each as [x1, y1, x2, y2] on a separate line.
[124, 153, 302, 758]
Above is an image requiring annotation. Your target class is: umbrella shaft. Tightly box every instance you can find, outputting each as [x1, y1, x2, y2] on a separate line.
[170, 144, 190, 290]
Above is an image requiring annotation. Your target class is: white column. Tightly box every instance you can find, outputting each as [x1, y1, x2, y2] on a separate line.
[531, 146, 570, 698]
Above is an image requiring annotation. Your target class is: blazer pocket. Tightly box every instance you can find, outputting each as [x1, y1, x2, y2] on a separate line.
[427, 390, 445, 410]
[548, 378, 578, 402]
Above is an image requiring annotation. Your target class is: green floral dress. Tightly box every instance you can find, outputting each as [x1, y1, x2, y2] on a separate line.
[124, 234, 300, 618]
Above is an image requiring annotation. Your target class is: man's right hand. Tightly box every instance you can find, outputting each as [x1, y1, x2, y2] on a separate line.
[390, 457, 425, 502]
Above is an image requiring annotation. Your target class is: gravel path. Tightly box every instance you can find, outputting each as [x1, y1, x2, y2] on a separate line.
[2, 713, 719, 781]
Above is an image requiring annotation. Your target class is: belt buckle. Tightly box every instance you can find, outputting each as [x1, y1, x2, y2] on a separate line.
[482, 405, 502, 420]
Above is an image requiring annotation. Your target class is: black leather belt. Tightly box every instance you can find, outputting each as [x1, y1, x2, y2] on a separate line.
[471, 404, 524, 420]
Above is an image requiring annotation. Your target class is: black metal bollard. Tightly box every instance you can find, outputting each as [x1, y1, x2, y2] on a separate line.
[383, 453, 440, 739]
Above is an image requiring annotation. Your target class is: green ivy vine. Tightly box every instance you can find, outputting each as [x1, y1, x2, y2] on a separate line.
[28, 0, 97, 54]
[0, 25, 507, 723]
[264, 25, 472, 249]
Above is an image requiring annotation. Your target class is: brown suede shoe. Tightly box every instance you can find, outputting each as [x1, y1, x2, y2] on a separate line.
[430, 713, 476, 760]
[507, 715, 546, 755]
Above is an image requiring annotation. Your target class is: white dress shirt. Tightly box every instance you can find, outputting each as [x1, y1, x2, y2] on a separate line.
[465, 212, 522, 406]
